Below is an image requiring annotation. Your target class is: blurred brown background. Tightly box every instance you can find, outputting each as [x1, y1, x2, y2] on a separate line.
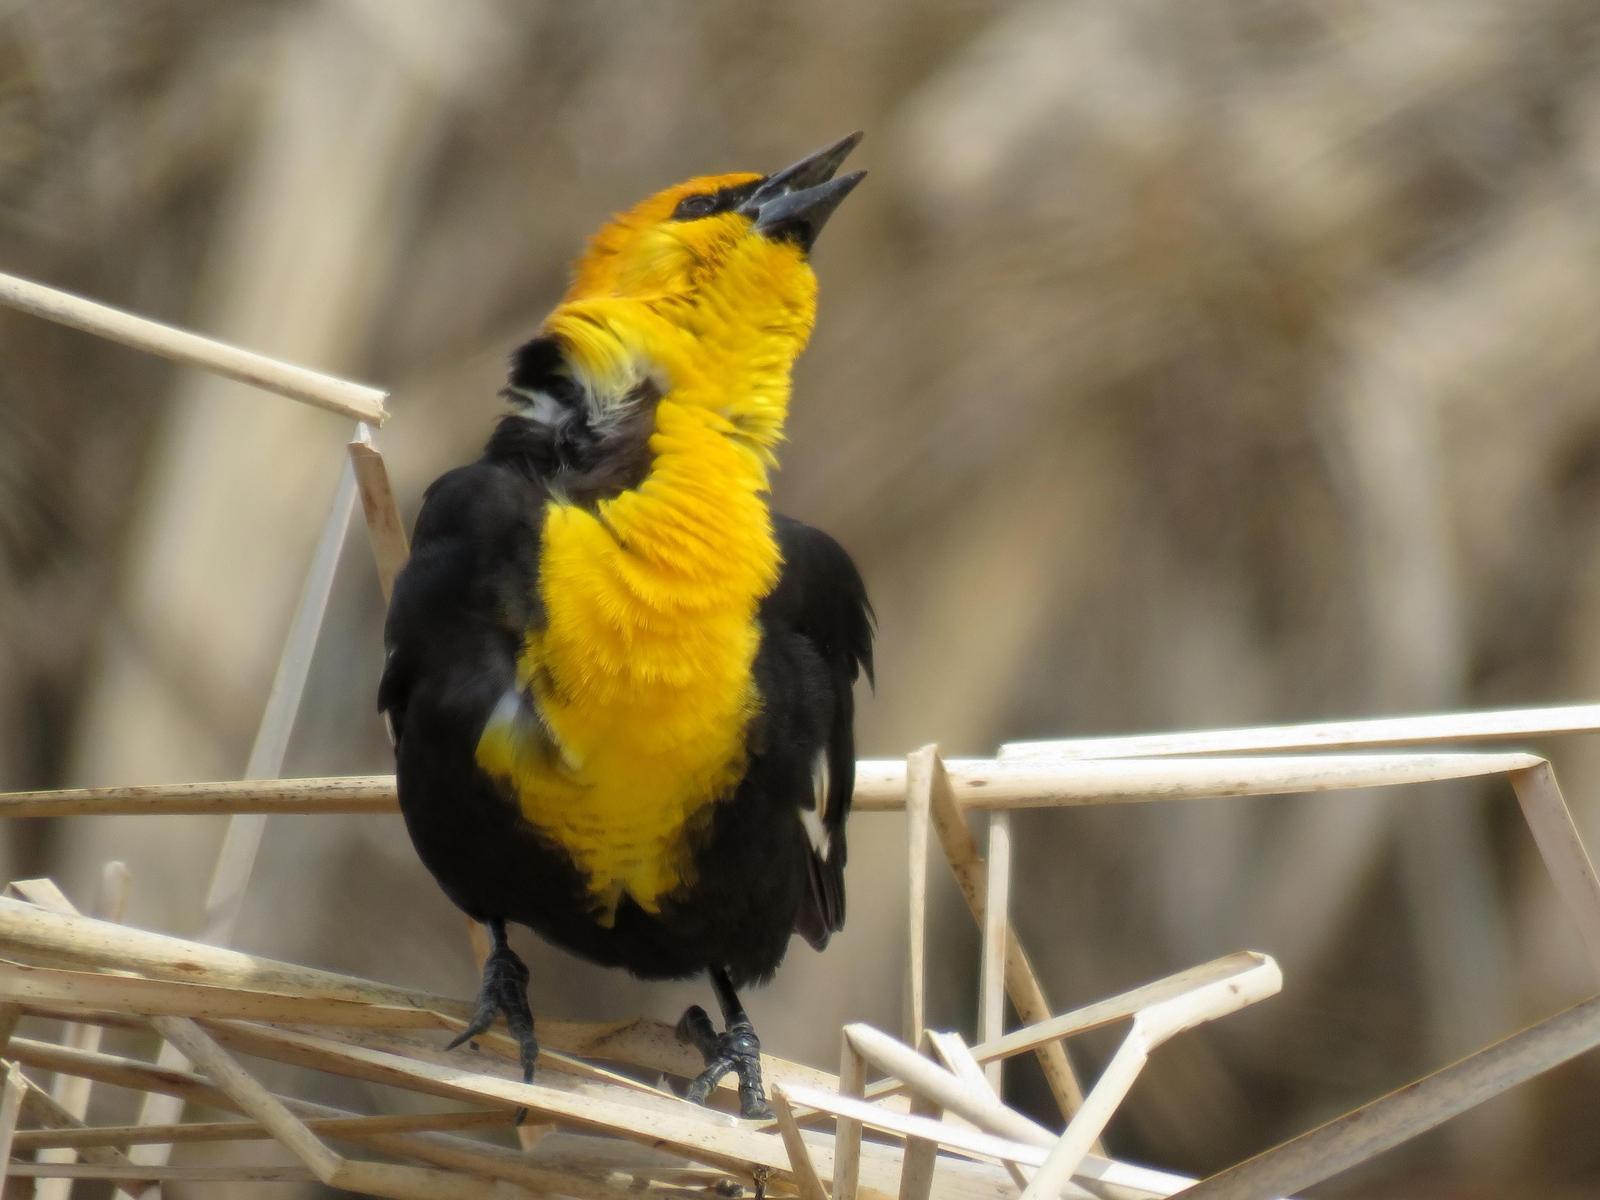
[5, 1, 1600, 1196]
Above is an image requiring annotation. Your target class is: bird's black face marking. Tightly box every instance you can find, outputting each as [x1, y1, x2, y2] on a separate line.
[670, 180, 762, 222]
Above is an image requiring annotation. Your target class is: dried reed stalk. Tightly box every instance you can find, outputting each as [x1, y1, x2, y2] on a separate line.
[769, 1088, 828, 1200]
[350, 427, 411, 602]
[924, 758, 1087, 1120]
[978, 810, 1012, 1094]
[894, 1074, 945, 1200]
[1003, 702, 1600, 760]
[1017, 957, 1282, 1199]
[903, 745, 936, 1046]
[0, 1067, 29, 1188]
[5, 1036, 691, 1200]
[0, 896, 831, 1091]
[0, 959, 451, 1030]
[970, 953, 1274, 1064]
[0, 777, 396, 819]
[785, 1080, 1048, 1170]
[924, 1031, 1029, 1189]
[832, 1034, 868, 1200]
[3, 750, 1549, 819]
[836, 1025, 1205, 1199]
[7, 1163, 317, 1184]
[10, 1111, 507, 1151]
[1509, 762, 1600, 973]
[1177, 991, 1600, 1199]
[0, 270, 388, 423]
[170, 1020, 794, 1181]
[35, 861, 128, 1200]
[7, 1072, 145, 1194]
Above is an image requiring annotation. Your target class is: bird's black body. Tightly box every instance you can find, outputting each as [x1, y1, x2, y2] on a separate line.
[379, 457, 873, 989]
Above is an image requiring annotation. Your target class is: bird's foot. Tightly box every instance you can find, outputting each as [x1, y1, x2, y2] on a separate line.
[677, 1004, 772, 1120]
[448, 944, 539, 1089]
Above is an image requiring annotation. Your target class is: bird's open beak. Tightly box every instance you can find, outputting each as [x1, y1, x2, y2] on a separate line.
[740, 132, 866, 250]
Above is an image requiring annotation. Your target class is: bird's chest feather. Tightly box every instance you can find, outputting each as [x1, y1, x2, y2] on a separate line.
[475, 405, 780, 919]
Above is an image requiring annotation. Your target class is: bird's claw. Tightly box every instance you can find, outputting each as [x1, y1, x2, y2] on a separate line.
[677, 1005, 772, 1120]
[449, 945, 538, 1119]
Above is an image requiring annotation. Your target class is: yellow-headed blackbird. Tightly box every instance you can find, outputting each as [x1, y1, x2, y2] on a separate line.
[379, 135, 873, 1118]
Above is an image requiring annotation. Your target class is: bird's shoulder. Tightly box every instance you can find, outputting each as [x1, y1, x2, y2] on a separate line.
[763, 513, 875, 687]
[409, 459, 547, 549]
[379, 460, 548, 737]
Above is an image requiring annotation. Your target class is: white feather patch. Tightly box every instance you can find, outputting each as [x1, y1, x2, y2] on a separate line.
[802, 750, 831, 856]
[380, 649, 397, 746]
[800, 806, 830, 858]
[480, 686, 575, 771]
[505, 385, 571, 428]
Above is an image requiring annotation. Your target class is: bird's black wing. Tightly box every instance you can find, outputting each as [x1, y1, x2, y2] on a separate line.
[761, 514, 874, 949]
[378, 461, 546, 751]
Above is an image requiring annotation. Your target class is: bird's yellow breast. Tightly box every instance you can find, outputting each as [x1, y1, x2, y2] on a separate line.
[474, 399, 781, 917]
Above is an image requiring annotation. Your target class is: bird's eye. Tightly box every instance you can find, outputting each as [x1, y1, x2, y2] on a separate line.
[672, 193, 718, 220]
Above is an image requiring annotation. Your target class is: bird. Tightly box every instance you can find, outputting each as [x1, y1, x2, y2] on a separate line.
[378, 133, 874, 1120]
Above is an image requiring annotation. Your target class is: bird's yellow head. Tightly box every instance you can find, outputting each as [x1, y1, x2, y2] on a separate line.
[493, 135, 865, 494]
[566, 136, 860, 308]
[565, 131, 861, 317]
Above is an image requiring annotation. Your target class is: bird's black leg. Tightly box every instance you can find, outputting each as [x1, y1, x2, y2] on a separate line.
[678, 967, 771, 1120]
[447, 918, 538, 1086]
